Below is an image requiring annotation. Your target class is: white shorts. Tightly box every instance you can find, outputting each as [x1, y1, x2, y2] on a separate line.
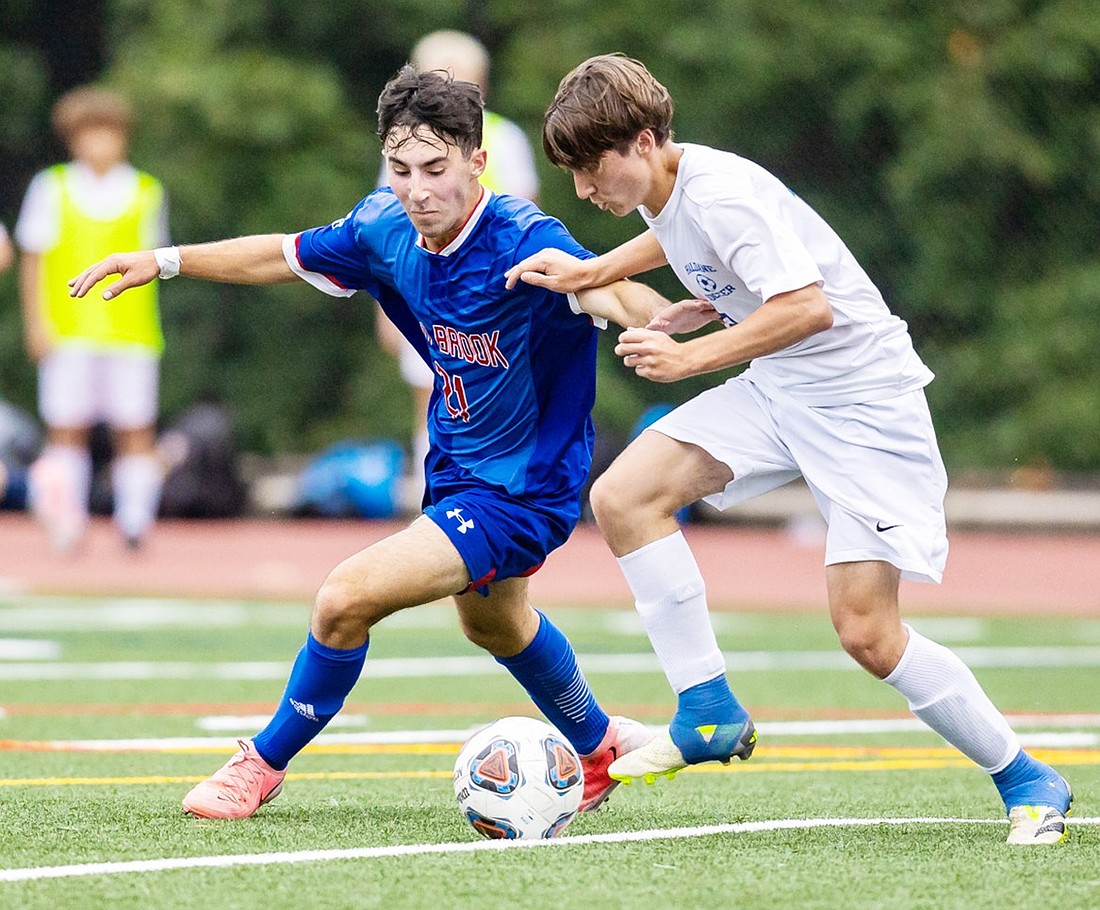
[651, 378, 949, 583]
[39, 346, 160, 430]
[398, 340, 434, 389]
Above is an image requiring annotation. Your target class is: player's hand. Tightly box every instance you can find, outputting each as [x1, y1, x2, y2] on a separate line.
[504, 248, 593, 292]
[647, 298, 720, 335]
[615, 327, 692, 383]
[68, 251, 159, 301]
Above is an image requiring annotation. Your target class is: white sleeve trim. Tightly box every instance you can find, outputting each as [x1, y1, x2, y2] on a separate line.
[281, 233, 356, 298]
[567, 292, 608, 329]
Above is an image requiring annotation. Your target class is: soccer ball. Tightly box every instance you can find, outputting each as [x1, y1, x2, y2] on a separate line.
[454, 716, 584, 840]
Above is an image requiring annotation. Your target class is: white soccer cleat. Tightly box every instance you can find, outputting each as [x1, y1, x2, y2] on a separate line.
[609, 717, 757, 785]
[607, 731, 689, 785]
[1006, 805, 1069, 845]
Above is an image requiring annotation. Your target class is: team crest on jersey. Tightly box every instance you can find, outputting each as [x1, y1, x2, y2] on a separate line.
[683, 260, 737, 302]
[695, 273, 720, 294]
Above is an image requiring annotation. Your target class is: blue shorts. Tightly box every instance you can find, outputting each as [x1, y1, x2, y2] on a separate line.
[423, 476, 580, 595]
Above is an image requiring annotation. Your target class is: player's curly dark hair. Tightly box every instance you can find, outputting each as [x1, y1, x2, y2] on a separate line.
[542, 54, 674, 172]
[377, 65, 484, 156]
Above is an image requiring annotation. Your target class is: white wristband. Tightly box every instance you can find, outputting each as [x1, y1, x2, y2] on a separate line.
[153, 246, 181, 279]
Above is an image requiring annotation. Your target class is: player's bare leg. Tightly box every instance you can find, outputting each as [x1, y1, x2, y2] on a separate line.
[183, 518, 470, 819]
[830, 560, 1072, 844]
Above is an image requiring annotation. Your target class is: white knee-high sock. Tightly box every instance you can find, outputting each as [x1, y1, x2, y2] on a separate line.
[28, 444, 90, 552]
[617, 531, 726, 694]
[884, 624, 1019, 772]
[29, 444, 91, 527]
[111, 453, 163, 540]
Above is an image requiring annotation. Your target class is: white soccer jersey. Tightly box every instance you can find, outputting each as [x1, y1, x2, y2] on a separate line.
[641, 144, 932, 405]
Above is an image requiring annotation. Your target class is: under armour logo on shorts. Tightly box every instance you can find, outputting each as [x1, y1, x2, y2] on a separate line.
[447, 508, 475, 534]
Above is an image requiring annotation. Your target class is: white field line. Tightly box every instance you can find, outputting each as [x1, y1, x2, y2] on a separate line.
[0, 599, 445, 632]
[0, 639, 61, 660]
[15, 714, 1100, 752]
[2, 816, 1098, 883]
[5, 646, 1100, 679]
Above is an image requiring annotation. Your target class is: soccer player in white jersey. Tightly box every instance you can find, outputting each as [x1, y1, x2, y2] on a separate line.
[506, 54, 1071, 845]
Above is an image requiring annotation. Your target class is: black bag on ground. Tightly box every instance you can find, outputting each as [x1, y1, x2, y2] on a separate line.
[159, 403, 246, 518]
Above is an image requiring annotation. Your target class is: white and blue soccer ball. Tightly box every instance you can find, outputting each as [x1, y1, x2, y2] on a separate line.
[454, 716, 584, 840]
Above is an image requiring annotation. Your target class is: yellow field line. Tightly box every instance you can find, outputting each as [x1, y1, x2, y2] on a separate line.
[0, 741, 458, 755]
[3, 740, 1097, 763]
[2, 747, 1097, 788]
[0, 771, 452, 787]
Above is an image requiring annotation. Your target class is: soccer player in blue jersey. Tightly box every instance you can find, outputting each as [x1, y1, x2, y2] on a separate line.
[69, 65, 662, 819]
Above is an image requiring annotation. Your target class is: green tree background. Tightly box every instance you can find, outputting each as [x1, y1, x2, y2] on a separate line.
[1, 0, 1097, 473]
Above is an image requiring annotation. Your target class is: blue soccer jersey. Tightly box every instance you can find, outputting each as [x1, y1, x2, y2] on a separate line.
[285, 188, 600, 514]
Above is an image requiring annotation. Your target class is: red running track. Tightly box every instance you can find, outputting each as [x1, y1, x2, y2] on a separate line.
[0, 513, 1096, 615]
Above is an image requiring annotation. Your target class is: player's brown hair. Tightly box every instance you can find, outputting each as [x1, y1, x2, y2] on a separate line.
[542, 54, 674, 172]
[51, 86, 133, 144]
[377, 65, 484, 157]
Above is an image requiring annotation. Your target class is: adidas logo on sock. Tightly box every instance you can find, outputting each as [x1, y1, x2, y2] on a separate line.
[289, 698, 318, 721]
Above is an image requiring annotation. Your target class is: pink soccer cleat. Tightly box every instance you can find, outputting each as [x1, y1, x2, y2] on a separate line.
[578, 716, 654, 812]
[182, 739, 286, 819]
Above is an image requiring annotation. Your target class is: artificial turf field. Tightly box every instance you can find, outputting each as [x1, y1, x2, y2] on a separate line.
[1, 596, 1097, 909]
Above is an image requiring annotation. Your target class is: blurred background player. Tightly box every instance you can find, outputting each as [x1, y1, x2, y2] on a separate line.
[15, 86, 169, 552]
[0, 221, 33, 511]
[377, 30, 540, 512]
[0, 221, 12, 272]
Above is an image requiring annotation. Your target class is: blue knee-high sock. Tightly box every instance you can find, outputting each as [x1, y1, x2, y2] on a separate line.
[495, 611, 609, 756]
[252, 631, 368, 770]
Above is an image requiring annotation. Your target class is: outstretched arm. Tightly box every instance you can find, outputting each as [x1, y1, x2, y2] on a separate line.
[505, 230, 667, 292]
[68, 234, 296, 300]
[573, 279, 668, 330]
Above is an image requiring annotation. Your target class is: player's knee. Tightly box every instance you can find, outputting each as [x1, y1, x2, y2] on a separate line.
[458, 612, 492, 649]
[458, 606, 532, 656]
[312, 573, 373, 646]
[459, 613, 509, 654]
[834, 617, 900, 678]
[589, 469, 633, 527]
